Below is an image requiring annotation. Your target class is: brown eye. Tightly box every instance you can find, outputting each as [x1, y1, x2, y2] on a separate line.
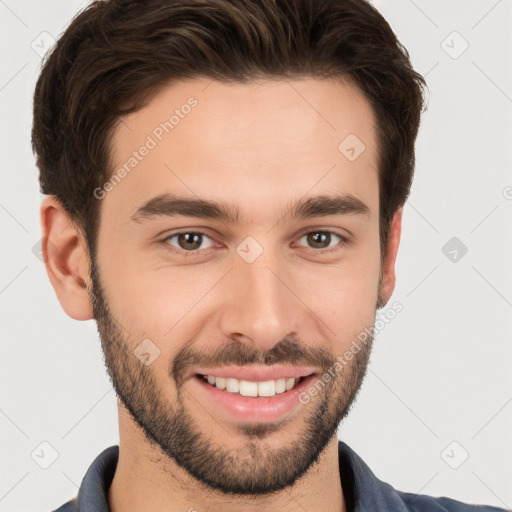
[297, 231, 345, 250]
[164, 232, 215, 252]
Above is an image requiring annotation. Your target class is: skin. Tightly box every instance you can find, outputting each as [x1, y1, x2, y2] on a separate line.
[41, 77, 402, 512]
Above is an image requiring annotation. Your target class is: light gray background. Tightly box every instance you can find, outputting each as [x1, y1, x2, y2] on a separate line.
[1, 1, 511, 511]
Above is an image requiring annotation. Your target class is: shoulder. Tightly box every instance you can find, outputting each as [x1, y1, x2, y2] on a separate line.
[337, 440, 508, 512]
[50, 496, 78, 512]
[49, 445, 119, 512]
[398, 490, 509, 512]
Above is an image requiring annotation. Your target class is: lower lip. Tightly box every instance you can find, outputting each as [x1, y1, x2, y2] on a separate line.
[191, 374, 317, 424]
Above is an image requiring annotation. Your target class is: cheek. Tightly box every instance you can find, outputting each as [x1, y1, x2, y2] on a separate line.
[98, 250, 223, 363]
[301, 242, 381, 347]
[306, 266, 379, 342]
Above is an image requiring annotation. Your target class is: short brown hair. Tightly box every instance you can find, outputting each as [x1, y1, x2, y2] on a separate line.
[32, 0, 427, 261]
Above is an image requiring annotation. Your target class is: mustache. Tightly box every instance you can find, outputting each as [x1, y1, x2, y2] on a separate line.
[171, 336, 336, 388]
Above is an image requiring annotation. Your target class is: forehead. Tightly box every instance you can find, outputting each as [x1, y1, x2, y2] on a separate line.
[105, 77, 379, 225]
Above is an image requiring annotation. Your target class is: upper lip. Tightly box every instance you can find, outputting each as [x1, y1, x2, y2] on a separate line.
[188, 365, 317, 382]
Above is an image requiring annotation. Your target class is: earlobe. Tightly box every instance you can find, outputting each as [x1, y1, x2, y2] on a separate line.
[40, 196, 95, 321]
[378, 207, 403, 308]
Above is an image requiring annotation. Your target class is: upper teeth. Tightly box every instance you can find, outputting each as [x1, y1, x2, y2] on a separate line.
[203, 375, 299, 397]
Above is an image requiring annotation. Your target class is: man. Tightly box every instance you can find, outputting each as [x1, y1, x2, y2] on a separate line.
[32, 0, 507, 510]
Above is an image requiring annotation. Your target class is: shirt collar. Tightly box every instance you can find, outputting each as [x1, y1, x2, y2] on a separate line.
[73, 441, 406, 512]
[338, 440, 407, 511]
[76, 445, 117, 512]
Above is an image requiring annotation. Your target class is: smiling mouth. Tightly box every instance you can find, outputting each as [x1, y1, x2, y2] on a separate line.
[197, 374, 307, 398]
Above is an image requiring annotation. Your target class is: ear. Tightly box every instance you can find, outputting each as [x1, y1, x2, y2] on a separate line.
[378, 207, 403, 308]
[40, 195, 94, 320]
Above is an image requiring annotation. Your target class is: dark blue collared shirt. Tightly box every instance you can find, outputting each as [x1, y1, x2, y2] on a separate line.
[52, 442, 509, 511]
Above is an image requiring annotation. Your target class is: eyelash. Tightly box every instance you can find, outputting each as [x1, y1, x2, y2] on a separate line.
[160, 230, 349, 257]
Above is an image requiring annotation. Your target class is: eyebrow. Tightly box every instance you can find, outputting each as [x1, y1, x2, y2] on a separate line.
[130, 192, 371, 225]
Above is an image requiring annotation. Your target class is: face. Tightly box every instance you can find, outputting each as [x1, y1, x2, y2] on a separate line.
[87, 77, 388, 495]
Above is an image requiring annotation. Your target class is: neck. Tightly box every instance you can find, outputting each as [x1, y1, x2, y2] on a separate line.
[108, 408, 346, 512]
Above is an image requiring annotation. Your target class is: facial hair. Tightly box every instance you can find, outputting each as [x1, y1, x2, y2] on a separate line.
[87, 253, 375, 496]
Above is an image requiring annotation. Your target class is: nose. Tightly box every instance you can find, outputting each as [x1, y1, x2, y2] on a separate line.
[218, 246, 303, 352]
